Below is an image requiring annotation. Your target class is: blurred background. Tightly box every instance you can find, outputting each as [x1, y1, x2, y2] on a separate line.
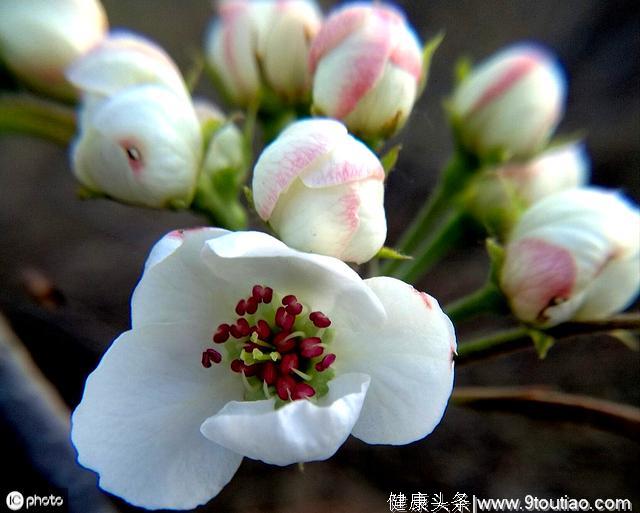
[0, 0, 638, 512]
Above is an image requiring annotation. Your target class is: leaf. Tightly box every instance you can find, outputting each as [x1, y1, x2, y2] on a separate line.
[374, 246, 413, 261]
[528, 329, 555, 359]
[381, 144, 402, 176]
[609, 330, 640, 351]
[418, 32, 445, 96]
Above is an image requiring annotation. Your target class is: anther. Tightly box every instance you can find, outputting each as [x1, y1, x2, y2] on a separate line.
[280, 353, 299, 375]
[282, 295, 298, 306]
[309, 311, 331, 328]
[292, 383, 316, 400]
[202, 348, 222, 368]
[213, 323, 230, 343]
[315, 353, 336, 372]
[245, 296, 259, 314]
[286, 301, 303, 315]
[230, 318, 251, 338]
[273, 331, 296, 353]
[276, 375, 296, 401]
[275, 307, 295, 331]
[254, 319, 271, 340]
[260, 361, 277, 385]
[300, 337, 323, 358]
[201, 352, 212, 368]
[235, 299, 247, 316]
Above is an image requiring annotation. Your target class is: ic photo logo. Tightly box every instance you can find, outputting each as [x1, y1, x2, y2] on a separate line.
[5, 491, 64, 511]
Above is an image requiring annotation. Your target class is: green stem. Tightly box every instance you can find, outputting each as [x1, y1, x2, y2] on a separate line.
[381, 150, 477, 276]
[0, 93, 76, 145]
[393, 210, 468, 283]
[191, 180, 248, 231]
[456, 327, 530, 362]
[445, 281, 506, 323]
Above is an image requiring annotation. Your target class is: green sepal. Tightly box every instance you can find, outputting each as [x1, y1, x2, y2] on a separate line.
[454, 56, 472, 85]
[184, 51, 205, 93]
[243, 186, 255, 211]
[375, 246, 413, 261]
[381, 144, 402, 177]
[76, 186, 106, 200]
[417, 32, 445, 96]
[485, 238, 505, 285]
[608, 330, 640, 351]
[528, 329, 555, 359]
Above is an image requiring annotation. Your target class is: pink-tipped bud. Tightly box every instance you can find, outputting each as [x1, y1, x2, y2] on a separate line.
[310, 3, 423, 139]
[500, 188, 640, 326]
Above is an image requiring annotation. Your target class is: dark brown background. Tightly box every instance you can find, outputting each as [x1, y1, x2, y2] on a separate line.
[0, 1, 638, 512]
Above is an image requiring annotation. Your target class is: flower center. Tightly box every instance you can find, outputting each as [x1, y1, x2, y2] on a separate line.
[201, 284, 336, 404]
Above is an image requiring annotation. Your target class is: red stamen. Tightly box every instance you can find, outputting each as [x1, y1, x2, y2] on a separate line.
[276, 375, 296, 401]
[213, 323, 230, 343]
[286, 301, 303, 315]
[260, 361, 277, 385]
[206, 348, 222, 364]
[300, 337, 323, 358]
[263, 287, 273, 303]
[235, 299, 247, 316]
[245, 296, 259, 314]
[315, 353, 336, 372]
[201, 351, 212, 368]
[309, 311, 331, 328]
[280, 353, 299, 374]
[254, 319, 271, 340]
[230, 318, 251, 338]
[282, 295, 298, 306]
[230, 359, 245, 373]
[275, 307, 295, 330]
[252, 285, 264, 302]
[292, 383, 316, 400]
[273, 331, 296, 353]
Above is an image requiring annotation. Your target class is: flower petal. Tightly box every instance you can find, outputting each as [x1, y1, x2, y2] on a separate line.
[132, 227, 230, 328]
[201, 231, 386, 329]
[335, 277, 456, 444]
[200, 373, 370, 465]
[67, 32, 188, 100]
[71, 322, 243, 509]
[252, 118, 346, 219]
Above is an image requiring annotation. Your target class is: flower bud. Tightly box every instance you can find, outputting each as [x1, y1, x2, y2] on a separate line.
[465, 143, 589, 235]
[309, 3, 423, 140]
[71, 85, 202, 208]
[0, 0, 107, 99]
[67, 32, 190, 107]
[500, 188, 640, 327]
[252, 118, 386, 263]
[451, 44, 566, 158]
[205, 0, 322, 107]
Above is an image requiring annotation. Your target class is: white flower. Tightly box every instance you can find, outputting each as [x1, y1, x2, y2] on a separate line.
[252, 118, 387, 264]
[451, 44, 566, 158]
[0, 0, 107, 99]
[309, 2, 423, 139]
[500, 187, 640, 326]
[71, 84, 201, 208]
[72, 228, 456, 509]
[205, 0, 322, 106]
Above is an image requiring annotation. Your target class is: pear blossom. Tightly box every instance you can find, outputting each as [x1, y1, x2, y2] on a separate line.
[68, 33, 202, 208]
[205, 0, 322, 106]
[0, 0, 107, 99]
[451, 44, 566, 158]
[500, 188, 640, 326]
[72, 228, 456, 509]
[252, 118, 387, 264]
[309, 3, 423, 139]
[71, 84, 202, 208]
[466, 143, 589, 234]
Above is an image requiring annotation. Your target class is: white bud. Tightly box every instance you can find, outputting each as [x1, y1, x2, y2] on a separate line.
[71, 85, 202, 208]
[252, 119, 386, 263]
[205, 0, 321, 106]
[451, 44, 566, 158]
[309, 3, 423, 140]
[500, 188, 640, 326]
[466, 143, 589, 234]
[0, 0, 107, 99]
